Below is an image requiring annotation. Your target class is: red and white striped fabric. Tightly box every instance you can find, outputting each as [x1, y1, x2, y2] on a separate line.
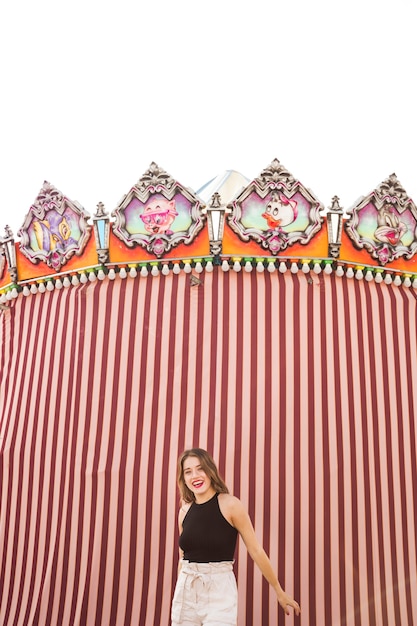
[1, 270, 416, 625]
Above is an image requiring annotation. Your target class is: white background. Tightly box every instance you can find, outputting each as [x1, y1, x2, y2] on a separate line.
[0, 0, 416, 235]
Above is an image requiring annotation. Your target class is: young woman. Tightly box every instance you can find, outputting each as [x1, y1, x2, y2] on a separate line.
[171, 448, 301, 625]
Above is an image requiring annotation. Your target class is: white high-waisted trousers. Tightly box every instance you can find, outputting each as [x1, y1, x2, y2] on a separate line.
[171, 561, 238, 626]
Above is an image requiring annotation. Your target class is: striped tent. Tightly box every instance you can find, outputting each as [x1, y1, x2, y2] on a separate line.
[1, 270, 417, 625]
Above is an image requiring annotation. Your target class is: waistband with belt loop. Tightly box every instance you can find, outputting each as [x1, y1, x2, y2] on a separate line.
[180, 560, 234, 589]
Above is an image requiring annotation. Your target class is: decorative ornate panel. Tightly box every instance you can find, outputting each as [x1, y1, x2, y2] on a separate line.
[0, 245, 5, 280]
[345, 173, 417, 265]
[227, 158, 324, 255]
[17, 181, 91, 272]
[112, 162, 206, 258]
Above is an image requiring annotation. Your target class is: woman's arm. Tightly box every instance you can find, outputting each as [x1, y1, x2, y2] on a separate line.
[224, 495, 300, 617]
[177, 502, 190, 576]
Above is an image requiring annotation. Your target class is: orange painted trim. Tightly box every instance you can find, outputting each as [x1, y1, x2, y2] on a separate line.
[340, 231, 417, 273]
[222, 222, 328, 259]
[108, 229, 211, 264]
[16, 236, 99, 281]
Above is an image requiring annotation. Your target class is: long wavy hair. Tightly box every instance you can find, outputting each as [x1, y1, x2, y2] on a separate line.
[177, 448, 229, 503]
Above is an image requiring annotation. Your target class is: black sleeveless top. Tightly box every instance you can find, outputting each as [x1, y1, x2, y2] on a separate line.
[179, 493, 238, 562]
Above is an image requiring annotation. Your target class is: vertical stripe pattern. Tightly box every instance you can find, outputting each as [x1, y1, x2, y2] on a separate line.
[1, 270, 417, 625]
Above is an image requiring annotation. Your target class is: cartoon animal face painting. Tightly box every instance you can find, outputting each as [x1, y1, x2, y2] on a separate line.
[33, 211, 76, 253]
[262, 193, 298, 229]
[140, 198, 178, 235]
[374, 205, 407, 246]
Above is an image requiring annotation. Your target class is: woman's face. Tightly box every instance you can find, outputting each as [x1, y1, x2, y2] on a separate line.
[182, 455, 215, 502]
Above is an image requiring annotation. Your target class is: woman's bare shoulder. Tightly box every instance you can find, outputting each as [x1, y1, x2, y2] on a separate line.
[217, 493, 244, 521]
[179, 501, 192, 516]
[180, 500, 192, 513]
[218, 493, 241, 507]
[178, 501, 192, 529]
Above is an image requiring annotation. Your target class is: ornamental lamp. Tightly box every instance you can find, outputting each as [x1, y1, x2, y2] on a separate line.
[207, 192, 227, 257]
[326, 196, 344, 259]
[1, 225, 18, 284]
[92, 202, 110, 264]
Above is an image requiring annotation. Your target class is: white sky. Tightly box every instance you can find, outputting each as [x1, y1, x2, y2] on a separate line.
[1, 0, 416, 236]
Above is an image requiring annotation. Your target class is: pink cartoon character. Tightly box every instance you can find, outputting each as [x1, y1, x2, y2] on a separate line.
[262, 192, 298, 229]
[140, 198, 178, 235]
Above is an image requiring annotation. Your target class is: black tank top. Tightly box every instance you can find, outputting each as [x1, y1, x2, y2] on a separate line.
[179, 493, 238, 562]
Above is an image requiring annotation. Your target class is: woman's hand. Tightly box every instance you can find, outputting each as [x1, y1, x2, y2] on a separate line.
[276, 589, 301, 617]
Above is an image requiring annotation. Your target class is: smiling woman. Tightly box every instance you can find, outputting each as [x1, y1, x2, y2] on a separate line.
[171, 448, 301, 626]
